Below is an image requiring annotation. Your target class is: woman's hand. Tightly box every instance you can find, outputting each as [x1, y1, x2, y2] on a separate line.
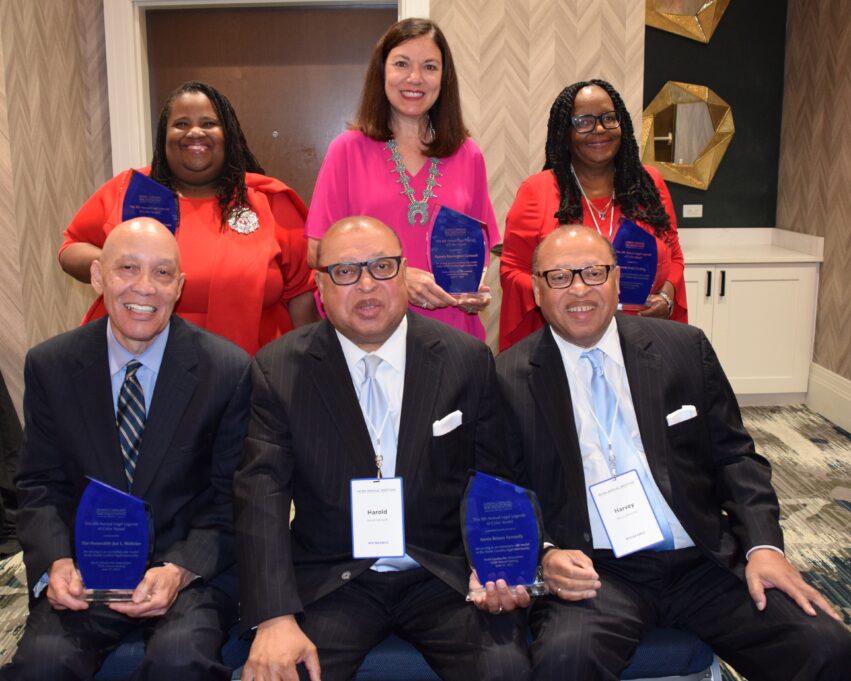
[638, 281, 675, 319]
[455, 285, 492, 315]
[406, 267, 458, 310]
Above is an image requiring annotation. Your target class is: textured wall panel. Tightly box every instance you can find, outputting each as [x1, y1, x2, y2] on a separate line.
[777, 0, 851, 380]
[0, 0, 109, 413]
[431, 0, 645, 348]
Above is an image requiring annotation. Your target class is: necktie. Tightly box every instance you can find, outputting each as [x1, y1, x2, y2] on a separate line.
[359, 355, 397, 477]
[116, 360, 146, 488]
[581, 348, 674, 550]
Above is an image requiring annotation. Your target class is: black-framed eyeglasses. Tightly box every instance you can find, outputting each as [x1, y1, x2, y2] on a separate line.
[535, 264, 615, 289]
[318, 255, 403, 286]
[570, 111, 621, 134]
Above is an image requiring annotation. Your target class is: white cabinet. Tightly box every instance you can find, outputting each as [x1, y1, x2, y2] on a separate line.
[679, 229, 824, 398]
[683, 262, 818, 394]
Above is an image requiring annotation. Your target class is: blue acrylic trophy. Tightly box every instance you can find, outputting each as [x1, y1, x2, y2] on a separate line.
[74, 478, 152, 602]
[462, 472, 547, 596]
[122, 171, 179, 234]
[428, 206, 488, 294]
[612, 219, 658, 310]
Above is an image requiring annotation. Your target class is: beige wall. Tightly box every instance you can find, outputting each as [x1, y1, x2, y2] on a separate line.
[431, 0, 646, 346]
[0, 0, 110, 416]
[777, 0, 851, 381]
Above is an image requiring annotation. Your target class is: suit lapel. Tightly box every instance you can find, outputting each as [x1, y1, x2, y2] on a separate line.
[395, 313, 442, 482]
[131, 318, 198, 497]
[617, 316, 673, 501]
[309, 320, 376, 472]
[72, 319, 127, 490]
[528, 329, 587, 491]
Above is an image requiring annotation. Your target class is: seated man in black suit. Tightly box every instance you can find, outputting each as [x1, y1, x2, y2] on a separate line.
[2, 218, 252, 681]
[495, 225, 850, 681]
[0, 368, 22, 556]
[234, 216, 530, 681]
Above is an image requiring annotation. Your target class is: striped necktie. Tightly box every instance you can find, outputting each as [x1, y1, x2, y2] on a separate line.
[116, 360, 146, 488]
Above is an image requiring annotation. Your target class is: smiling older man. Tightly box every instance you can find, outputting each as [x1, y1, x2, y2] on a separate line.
[2, 218, 251, 681]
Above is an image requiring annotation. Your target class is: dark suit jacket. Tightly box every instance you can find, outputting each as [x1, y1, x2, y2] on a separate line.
[495, 314, 782, 578]
[235, 313, 506, 629]
[16, 316, 251, 600]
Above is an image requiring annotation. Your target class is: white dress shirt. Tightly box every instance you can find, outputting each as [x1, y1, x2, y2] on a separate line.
[550, 319, 695, 551]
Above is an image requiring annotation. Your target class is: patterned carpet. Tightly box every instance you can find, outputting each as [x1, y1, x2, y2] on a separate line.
[0, 405, 849, 677]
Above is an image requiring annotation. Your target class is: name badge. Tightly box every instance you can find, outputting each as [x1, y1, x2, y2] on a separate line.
[589, 470, 664, 558]
[350, 477, 405, 558]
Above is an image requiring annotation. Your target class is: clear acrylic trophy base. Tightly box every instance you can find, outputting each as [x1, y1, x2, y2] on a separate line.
[466, 579, 549, 601]
[84, 588, 135, 603]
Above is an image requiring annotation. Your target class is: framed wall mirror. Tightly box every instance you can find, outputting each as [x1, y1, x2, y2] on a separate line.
[640, 81, 734, 190]
[646, 0, 730, 43]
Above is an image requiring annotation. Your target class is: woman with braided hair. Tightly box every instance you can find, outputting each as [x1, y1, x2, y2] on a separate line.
[499, 79, 686, 351]
[60, 81, 318, 355]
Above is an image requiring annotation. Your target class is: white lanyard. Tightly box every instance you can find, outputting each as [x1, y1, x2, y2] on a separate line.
[587, 388, 621, 477]
[362, 394, 392, 479]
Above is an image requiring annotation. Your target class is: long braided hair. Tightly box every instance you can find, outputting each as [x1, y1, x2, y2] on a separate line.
[544, 79, 671, 236]
[150, 81, 265, 229]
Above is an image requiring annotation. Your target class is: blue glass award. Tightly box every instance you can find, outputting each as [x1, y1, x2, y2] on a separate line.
[462, 472, 546, 596]
[428, 206, 488, 294]
[74, 478, 152, 602]
[122, 171, 179, 234]
[612, 219, 658, 309]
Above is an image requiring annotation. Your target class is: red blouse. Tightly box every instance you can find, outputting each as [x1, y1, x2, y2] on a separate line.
[499, 165, 687, 351]
[61, 169, 315, 355]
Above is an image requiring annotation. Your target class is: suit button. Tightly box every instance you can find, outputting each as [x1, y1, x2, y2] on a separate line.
[583, 533, 591, 543]
[341, 571, 352, 581]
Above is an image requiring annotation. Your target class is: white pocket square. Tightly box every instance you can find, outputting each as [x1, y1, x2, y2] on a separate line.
[432, 410, 463, 436]
[666, 405, 697, 426]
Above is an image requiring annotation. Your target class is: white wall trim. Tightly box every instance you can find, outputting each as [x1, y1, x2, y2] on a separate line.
[807, 362, 851, 433]
[103, 0, 416, 175]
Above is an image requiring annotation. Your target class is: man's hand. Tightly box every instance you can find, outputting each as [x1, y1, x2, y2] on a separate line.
[241, 615, 321, 681]
[46, 558, 89, 611]
[468, 571, 530, 614]
[541, 549, 601, 601]
[108, 563, 194, 618]
[745, 548, 840, 620]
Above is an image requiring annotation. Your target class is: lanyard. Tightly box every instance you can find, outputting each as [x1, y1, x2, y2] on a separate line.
[587, 389, 621, 477]
[362, 396, 392, 479]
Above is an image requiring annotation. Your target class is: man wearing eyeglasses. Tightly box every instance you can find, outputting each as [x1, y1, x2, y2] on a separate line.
[234, 216, 530, 681]
[496, 225, 850, 680]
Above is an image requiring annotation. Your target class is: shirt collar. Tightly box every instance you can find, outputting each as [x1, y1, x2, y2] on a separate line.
[106, 319, 171, 378]
[336, 315, 407, 376]
[549, 317, 623, 371]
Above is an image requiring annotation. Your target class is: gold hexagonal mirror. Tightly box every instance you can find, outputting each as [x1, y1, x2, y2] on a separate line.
[646, 0, 730, 44]
[640, 81, 734, 190]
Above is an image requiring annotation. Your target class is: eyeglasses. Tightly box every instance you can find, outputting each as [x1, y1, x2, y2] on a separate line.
[318, 256, 403, 286]
[570, 111, 621, 134]
[535, 264, 615, 289]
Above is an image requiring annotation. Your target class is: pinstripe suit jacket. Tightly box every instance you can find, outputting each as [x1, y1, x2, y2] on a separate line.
[495, 314, 783, 578]
[16, 316, 252, 600]
[234, 313, 506, 629]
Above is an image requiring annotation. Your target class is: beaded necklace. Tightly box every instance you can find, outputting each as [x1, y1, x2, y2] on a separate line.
[386, 139, 442, 226]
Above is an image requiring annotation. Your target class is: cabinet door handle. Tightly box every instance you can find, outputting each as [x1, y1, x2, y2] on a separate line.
[720, 270, 726, 297]
[705, 271, 712, 297]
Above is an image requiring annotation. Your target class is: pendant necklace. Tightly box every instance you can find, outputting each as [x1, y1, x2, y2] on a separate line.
[386, 139, 441, 226]
[571, 164, 615, 239]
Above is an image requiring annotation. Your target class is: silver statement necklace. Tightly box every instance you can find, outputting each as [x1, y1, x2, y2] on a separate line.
[386, 139, 441, 226]
[570, 164, 616, 238]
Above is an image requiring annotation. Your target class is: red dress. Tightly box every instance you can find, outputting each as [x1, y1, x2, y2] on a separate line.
[498, 166, 687, 351]
[61, 169, 315, 355]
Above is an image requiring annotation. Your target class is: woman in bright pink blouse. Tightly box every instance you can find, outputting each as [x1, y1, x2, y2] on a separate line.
[306, 18, 499, 340]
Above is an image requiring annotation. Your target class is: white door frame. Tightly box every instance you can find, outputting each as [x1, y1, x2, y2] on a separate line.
[103, 0, 429, 174]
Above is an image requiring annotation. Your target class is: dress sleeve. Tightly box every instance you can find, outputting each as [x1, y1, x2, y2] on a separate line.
[304, 133, 351, 240]
[59, 172, 127, 257]
[272, 191, 316, 303]
[466, 140, 501, 248]
[498, 179, 547, 351]
[647, 166, 687, 322]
